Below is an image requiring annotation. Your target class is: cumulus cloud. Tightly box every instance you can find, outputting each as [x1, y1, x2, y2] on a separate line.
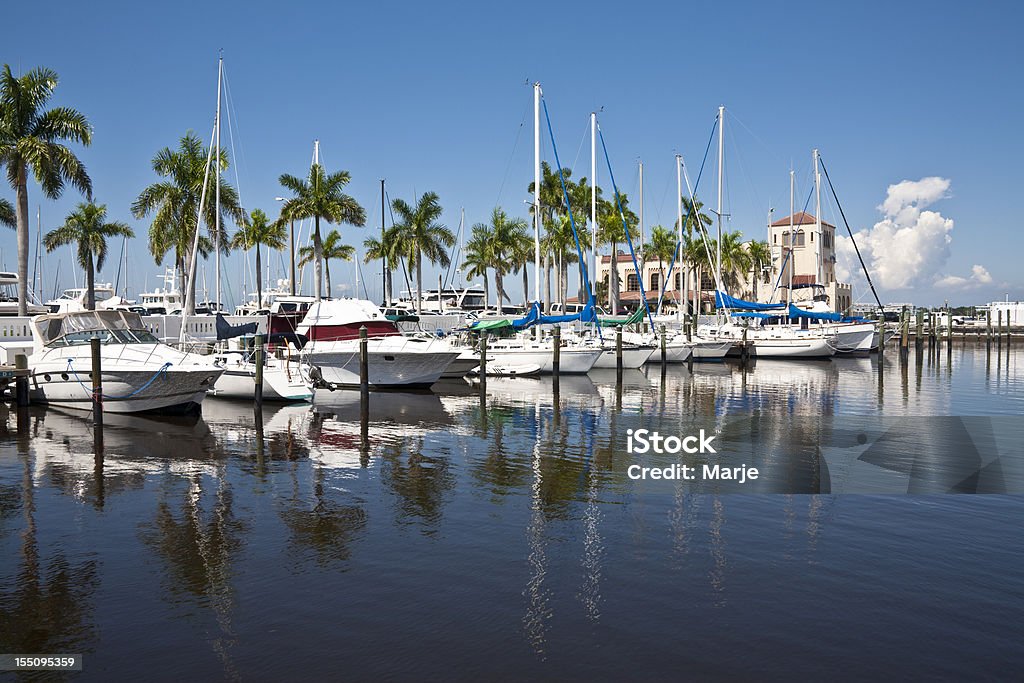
[934, 265, 993, 289]
[835, 177, 990, 291]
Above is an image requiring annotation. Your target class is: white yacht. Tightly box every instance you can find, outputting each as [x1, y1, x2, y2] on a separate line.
[209, 347, 311, 402]
[45, 284, 134, 314]
[701, 321, 836, 359]
[297, 299, 460, 389]
[482, 335, 602, 374]
[28, 310, 223, 413]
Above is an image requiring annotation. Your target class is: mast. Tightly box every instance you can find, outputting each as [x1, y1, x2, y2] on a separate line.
[716, 105, 724, 287]
[591, 111, 597, 301]
[533, 82, 541, 308]
[381, 178, 386, 303]
[788, 169, 794, 305]
[34, 205, 42, 300]
[813, 148, 822, 285]
[215, 53, 222, 312]
[638, 160, 644, 256]
[676, 155, 683, 323]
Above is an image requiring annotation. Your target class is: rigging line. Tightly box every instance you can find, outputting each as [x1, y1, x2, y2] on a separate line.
[569, 116, 589, 178]
[819, 156, 884, 313]
[385, 190, 413, 296]
[726, 107, 788, 173]
[540, 97, 599, 334]
[596, 122, 655, 331]
[493, 90, 532, 210]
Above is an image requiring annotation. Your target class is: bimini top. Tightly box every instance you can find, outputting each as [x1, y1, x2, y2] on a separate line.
[34, 310, 159, 346]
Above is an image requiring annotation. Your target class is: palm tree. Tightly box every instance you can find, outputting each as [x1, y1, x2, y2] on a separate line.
[511, 227, 535, 307]
[132, 132, 245, 310]
[391, 192, 454, 314]
[473, 207, 528, 309]
[231, 208, 287, 308]
[746, 239, 772, 301]
[682, 233, 712, 313]
[644, 225, 676, 313]
[0, 65, 93, 315]
[463, 224, 493, 308]
[278, 163, 366, 301]
[528, 162, 573, 310]
[364, 224, 411, 305]
[43, 202, 133, 310]
[298, 229, 354, 297]
[596, 194, 638, 314]
[719, 231, 752, 293]
[0, 196, 14, 227]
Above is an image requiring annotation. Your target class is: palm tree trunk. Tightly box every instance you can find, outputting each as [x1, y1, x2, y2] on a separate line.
[484, 274, 490, 311]
[657, 259, 665, 316]
[385, 268, 392, 305]
[313, 217, 324, 301]
[15, 169, 29, 316]
[543, 253, 551, 312]
[256, 247, 263, 309]
[86, 252, 96, 311]
[325, 259, 332, 298]
[495, 269, 506, 308]
[521, 267, 528, 308]
[415, 248, 423, 315]
[609, 240, 619, 313]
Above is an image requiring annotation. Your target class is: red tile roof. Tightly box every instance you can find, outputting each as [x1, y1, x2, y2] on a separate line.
[770, 211, 834, 229]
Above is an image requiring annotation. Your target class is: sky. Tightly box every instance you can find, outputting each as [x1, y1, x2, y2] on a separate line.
[3, 0, 1022, 308]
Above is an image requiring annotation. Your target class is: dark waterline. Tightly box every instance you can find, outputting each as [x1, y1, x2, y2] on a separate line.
[1, 345, 1022, 680]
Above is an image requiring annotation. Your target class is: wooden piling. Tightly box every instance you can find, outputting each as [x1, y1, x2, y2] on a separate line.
[986, 310, 992, 342]
[877, 315, 885, 357]
[741, 325, 749, 365]
[359, 326, 369, 406]
[997, 311, 1003, 347]
[615, 326, 623, 374]
[915, 311, 923, 353]
[552, 326, 561, 376]
[660, 324, 667, 366]
[254, 334, 265, 408]
[90, 337, 103, 430]
[479, 332, 487, 393]
[900, 306, 909, 359]
[14, 353, 29, 408]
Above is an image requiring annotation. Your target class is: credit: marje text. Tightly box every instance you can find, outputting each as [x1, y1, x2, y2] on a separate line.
[625, 428, 759, 483]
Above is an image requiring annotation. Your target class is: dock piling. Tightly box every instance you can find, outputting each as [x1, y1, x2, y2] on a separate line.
[14, 353, 29, 408]
[254, 334, 265, 408]
[615, 326, 623, 384]
[479, 332, 488, 395]
[552, 326, 561, 377]
[359, 326, 369, 411]
[90, 337, 103, 429]
[660, 324, 667, 367]
[915, 311, 924, 354]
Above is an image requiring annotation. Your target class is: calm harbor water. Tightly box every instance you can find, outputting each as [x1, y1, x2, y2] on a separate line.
[1, 344, 1022, 680]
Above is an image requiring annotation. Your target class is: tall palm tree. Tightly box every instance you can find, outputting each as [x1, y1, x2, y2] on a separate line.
[298, 229, 354, 297]
[682, 233, 712, 313]
[364, 224, 410, 305]
[473, 207, 528, 309]
[278, 163, 365, 301]
[391, 192, 454, 314]
[0, 65, 93, 315]
[231, 208, 287, 308]
[543, 213, 591, 307]
[528, 162, 573, 310]
[719, 231, 752, 293]
[0, 196, 14, 227]
[644, 224, 676, 312]
[746, 239, 772, 301]
[43, 202, 133, 310]
[132, 132, 244, 310]
[511, 226, 535, 307]
[463, 224, 493, 308]
[596, 194, 638, 314]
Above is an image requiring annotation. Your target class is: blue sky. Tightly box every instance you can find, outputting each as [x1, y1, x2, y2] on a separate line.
[4, 0, 1022, 307]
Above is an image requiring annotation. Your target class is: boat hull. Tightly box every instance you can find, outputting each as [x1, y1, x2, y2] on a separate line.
[592, 346, 655, 369]
[29, 366, 222, 414]
[211, 364, 312, 402]
[485, 345, 601, 374]
[305, 342, 458, 389]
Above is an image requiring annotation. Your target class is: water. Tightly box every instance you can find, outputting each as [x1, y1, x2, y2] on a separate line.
[1, 344, 1022, 680]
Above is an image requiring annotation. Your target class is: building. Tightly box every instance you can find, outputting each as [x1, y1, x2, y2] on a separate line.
[765, 212, 852, 314]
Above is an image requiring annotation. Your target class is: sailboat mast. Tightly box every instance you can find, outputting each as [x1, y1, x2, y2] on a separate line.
[380, 178, 386, 303]
[591, 111, 597, 299]
[676, 155, 683, 323]
[215, 53, 222, 313]
[716, 105, 724, 286]
[814, 148, 822, 285]
[34, 205, 41, 301]
[788, 169, 794, 305]
[533, 82, 541, 307]
[638, 160, 644, 259]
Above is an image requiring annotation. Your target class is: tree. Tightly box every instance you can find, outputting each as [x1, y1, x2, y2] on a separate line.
[391, 192, 453, 314]
[719, 231, 752, 293]
[677, 195, 713, 312]
[596, 194, 638, 314]
[746, 239, 771, 301]
[298, 229, 354, 297]
[0, 65, 93, 315]
[0, 197, 14, 227]
[364, 224, 409, 305]
[473, 207, 528, 309]
[528, 162, 573, 310]
[231, 208, 287, 309]
[43, 202, 133, 310]
[278, 163, 365, 301]
[643, 224, 676, 313]
[132, 132, 245, 311]
[463, 224, 493, 309]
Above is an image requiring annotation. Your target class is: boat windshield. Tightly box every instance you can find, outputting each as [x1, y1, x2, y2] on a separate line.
[36, 310, 161, 347]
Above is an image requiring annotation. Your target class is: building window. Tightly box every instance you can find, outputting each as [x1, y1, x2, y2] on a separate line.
[773, 234, 777, 245]
[650, 272, 661, 291]
[626, 274, 640, 292]
[794, 230, 805, 247]
[675, 273, 681, 290]
[811, 233, 814, 242]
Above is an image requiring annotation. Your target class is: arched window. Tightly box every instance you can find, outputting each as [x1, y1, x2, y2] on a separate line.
[650, 272, 661, 291]
[675, 273, 681, 290]
[794, 230, 805, 247]
[626, 274, 639, 292]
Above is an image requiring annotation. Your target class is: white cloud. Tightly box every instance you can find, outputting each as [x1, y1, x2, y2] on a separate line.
[934, 265, 993, 289]
[835, 177, 990, 292]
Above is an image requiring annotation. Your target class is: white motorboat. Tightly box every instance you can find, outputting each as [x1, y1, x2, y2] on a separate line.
[27, 310, 223, 414]
[298, 299, 460, 389]
[209, 348, 312, 402]
[468, 362, 542, 377]
[45, 284, 133, 314]
[707, 323, 836, 359]
[0, 271, 49, 316]
[592, 343, 655, 369]
[441, 347, 481, 378]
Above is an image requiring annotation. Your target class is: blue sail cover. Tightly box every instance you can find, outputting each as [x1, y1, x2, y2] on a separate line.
[787, 303, 867, 322]
[506, 300, 599, 330]
[731, 311, 776, 319]
[715, 291, 786, 311]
